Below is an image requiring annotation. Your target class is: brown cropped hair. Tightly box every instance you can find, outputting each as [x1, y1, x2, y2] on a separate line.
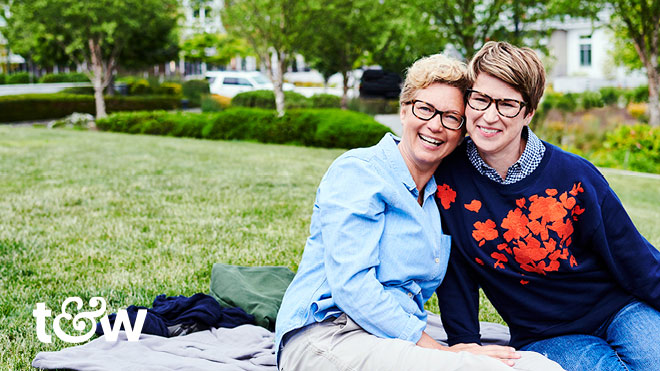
[399, 54, 470, 105]
[468, 41, 546, 114]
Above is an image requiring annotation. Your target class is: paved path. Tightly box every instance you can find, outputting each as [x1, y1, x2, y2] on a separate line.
[374, 114, 401, 136]
[0, 82, 91, 96]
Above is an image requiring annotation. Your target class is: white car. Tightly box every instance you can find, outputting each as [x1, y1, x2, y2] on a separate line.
[205, 71, 293, 98]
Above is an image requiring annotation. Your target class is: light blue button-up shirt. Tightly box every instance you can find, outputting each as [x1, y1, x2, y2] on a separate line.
[274, 133, 451, 355]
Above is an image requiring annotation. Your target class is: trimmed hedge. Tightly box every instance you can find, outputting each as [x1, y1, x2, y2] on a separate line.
[0, 94, 181, 122]
[39, 72, 89, 83]
[96, 108, 392, 149]
[232, 90, 312, 109]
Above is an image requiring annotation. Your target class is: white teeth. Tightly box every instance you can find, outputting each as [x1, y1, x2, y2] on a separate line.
[419, 134, 443, 146]
[480, 127, 499, 134]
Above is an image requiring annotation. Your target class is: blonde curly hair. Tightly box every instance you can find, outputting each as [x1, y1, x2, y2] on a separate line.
[399, 54, 469, 105]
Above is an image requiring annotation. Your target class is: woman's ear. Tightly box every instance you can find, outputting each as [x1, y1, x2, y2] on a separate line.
[523, 109, 535, 126]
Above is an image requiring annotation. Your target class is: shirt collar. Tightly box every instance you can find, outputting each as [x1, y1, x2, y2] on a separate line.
[466, 126, 545, 184]
[383, 133, 438, 201]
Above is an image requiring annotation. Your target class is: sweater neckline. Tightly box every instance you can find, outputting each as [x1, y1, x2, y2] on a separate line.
[463, 140, 555, 193]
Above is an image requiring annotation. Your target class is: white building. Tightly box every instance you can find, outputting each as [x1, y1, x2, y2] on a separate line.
[545, 14, 647, 92]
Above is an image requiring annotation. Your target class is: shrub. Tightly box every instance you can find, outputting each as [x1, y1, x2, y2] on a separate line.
[580, 91, 604, 110]
[38, 72, 89, 83]
[7, 72, 33, 84]
[96, 107, 392, 149]
[60, 86, 96, 95]
[626, 85, 649, 103]
[182, 79, 210, 107]
[627, 103, 648, 122]
[156, 82, 182, 96]
[200, 94, 231, 112]
[591, 124, 660, 173]
[231, 90, 311, 109]
[0, 74, 6, 84]
[0, 94, 181, 122]
[312, 109, 391, 148]
[309, 94, 341, 108]
[347, 97, 399, 115]
[129, 78, 152, 95]
[599, 87, 623, 106]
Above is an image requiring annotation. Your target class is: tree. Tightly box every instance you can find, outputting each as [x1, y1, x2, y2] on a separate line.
[222, 0, 310, 116]
[550, 0, 660, 127]
[297, 0, 384, 109]
[8, 0, 179, 120]
[425, 0, 552, 58]
[180, 33, 252, 67]
[367, 1, 445, 76]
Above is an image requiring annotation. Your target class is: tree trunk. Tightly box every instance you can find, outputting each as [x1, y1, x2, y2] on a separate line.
[341, 70, 349, 110]
[88, 39, 107, 121]
[273, 51, 287, 117]
[647, 68, 659, 127]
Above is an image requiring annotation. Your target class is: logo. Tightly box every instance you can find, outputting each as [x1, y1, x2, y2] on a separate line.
[33, 297, 147, 343]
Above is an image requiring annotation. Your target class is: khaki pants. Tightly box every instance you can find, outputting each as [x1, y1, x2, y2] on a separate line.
[279, 314, 564, 371]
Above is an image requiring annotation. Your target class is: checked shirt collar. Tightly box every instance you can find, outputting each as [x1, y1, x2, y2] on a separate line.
[466, 126, 545, 185]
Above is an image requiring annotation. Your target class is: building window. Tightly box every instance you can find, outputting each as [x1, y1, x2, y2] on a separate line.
[579, 35, 592, 67]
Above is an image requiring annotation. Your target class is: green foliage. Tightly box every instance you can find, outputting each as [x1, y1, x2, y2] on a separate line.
[312, 109, 392, 148]
[200, 94, 225, 112]
[97, 108, 392, 149]
[231, 90, 311, 109]
[592, 124, 660, 173]
[180, 33, 252, 66]
[7, 0, 180, 117]
[626, 85, 649, 104]
[309, 94, 341, 108]
[181, 79, 210, 107]
[580, 91, 604, 110]
[0, 73, 5, 84]
[347, 97, 400, 115]
[128, 78, 152, 95]
[59, 86, 96, 95]
[6, 72, 33, 84]
[157, 82, 183, 96]
[0, 94, 180, 122]
[599, 87, 624, 106]
[38, 72, 89, 83]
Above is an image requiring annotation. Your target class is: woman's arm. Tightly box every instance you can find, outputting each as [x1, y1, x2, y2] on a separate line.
[317, 156, 427, 343]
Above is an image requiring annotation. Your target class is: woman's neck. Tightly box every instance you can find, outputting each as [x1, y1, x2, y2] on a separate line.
[480, 138, 527, 180]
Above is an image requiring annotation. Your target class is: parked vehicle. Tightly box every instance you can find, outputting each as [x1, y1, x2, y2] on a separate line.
[206, 71, 293, 98]
[359, 69, 402, 99]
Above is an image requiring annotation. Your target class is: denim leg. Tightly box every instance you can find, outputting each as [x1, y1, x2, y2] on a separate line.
[602, 300, 660, 371]
[521, 334, 627, 371]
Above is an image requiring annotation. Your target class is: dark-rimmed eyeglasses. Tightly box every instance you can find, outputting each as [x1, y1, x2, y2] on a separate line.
[404, 100, 465, 130]
[466, 89, 527, 118]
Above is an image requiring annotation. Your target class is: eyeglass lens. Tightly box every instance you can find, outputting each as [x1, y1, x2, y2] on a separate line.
[468, 91, 523, 118]
[412, 101, 463, 129]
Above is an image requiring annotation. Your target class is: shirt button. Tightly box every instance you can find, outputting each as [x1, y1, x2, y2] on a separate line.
[408, 293, 413, 298]
[435, 258, 440, 263]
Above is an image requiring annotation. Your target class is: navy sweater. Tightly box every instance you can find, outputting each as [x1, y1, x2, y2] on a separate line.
[434, 141, 660, 349]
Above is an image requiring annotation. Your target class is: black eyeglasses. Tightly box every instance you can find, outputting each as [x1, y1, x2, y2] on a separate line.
[404, 100, 465, 130]
[466, 89, 527, 118]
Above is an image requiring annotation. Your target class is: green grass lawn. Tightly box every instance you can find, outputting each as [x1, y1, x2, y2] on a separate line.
[1, 126, 659, 369]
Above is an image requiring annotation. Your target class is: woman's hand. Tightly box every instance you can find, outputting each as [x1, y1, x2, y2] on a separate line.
[447, 343, 521, 366]
[416, 332, 520, 366]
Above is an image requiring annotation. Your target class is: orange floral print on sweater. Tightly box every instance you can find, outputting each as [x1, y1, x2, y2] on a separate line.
[438, 182, 586, 282]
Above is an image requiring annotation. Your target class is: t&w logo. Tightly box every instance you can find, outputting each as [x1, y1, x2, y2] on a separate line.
[33, 297, 147, 343]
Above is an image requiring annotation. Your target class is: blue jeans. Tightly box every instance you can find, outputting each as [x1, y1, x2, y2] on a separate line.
[521, 300, 660, 371]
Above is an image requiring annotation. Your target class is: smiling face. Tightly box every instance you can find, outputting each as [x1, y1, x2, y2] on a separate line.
[466, 73, 534, 170]
[398, 82, 465, 178]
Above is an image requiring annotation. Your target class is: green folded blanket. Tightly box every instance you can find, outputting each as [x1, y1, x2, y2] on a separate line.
[210, 263, 295, 331]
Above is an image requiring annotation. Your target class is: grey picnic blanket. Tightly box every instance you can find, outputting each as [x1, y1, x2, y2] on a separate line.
[32, 313, 510, 370]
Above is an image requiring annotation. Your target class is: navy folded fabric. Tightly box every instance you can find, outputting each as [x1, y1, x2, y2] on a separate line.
[95, 293, 255, 337]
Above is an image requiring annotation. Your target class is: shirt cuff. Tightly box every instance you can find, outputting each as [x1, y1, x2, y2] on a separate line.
[398, 313, 427, 343]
